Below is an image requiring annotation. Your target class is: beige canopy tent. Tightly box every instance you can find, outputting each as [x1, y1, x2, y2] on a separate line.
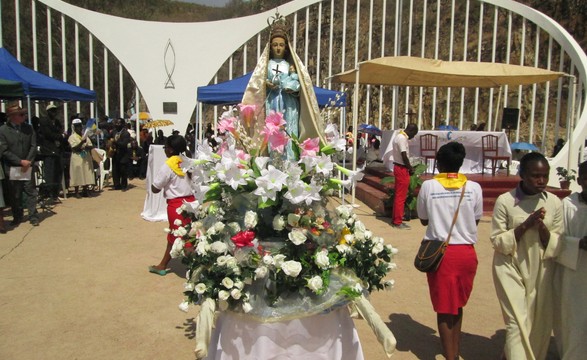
[330, 56, 565, 88]
[329, 56, 570, 202]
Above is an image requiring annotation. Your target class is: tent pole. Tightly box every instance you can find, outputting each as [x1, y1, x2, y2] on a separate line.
[26, 95, 32, 125]
[351, 65, 360, 206]
[493, 86, 503, 132]
[567, 75, 577, 171]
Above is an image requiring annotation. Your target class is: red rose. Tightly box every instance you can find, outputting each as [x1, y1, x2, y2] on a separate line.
[231, 230, 256, 248]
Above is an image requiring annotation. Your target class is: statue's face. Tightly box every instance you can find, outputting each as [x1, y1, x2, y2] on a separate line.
[271, 36, 286, 59]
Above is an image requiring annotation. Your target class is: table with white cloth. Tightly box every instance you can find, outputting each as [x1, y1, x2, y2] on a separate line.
[140, 145, 168, 221]
[381, 130, 512, 173]
[204, 307, 364, 360]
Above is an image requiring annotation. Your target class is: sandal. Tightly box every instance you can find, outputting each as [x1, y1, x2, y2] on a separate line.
[148, 265, 168, 276]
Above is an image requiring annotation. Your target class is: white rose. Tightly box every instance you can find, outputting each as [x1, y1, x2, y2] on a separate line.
[227, 222, 241, 233]
[354, 220, 366, 233]
[210, 241, 228, 254]
[214, 222, 225, 233]
[234, 281, 244, 290]
[244, 210, 258, 229]
[307, 275, 324, 293]
[336, 244, 351, 254]
[196, 240, 209, 256]
[242, 302, 253, 313]
[344, 234, 355, 244]
[354, 231, 366, 242]
[371, 242, 384, 254]
[287, 213, 301, 226]
[353, 282, 363, 293]
[176, 206, 183, 215]
[364, 230, 373, 240]
[272, 215, 286, 231]
[387, 262, 398, 271]
[184, 282, 195, 292]
[335, 205, 352, 219]
[288, 228, 307, 245]
[170, 238, 185, 258]
[174, 226, 188, 237]
[216, 255, 228, 266]
[206, 226, 217, 236]
[273, 254, 287, 268]
[178, 301, 189, 313]
[195, 283, 207, 294]
[221, 277, 234, 289]
[386, 244, 399, 254]
[225, 256, 238, 269]
[218, 290, 230, 301]
[218, 299, 229, 311]
[173, 219, 183, 226]
[230, 288, 242, 300]
[262, 255, 274, 266]
[163, 227, 171, 234]
[281, 260, 302, 277]
[315, 249, 330, 269]
[255, 266, 268, 279]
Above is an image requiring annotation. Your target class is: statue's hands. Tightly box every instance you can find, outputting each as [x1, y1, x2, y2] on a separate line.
[266, 81, 277, 90]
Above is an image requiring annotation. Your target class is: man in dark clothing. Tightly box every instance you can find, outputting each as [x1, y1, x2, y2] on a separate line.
[0, 104, 39, 226]
[37, 104, 65, 199]
[112, 118, 131, 190]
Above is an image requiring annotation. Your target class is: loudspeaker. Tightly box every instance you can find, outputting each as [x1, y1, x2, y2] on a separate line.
[502, 108, 519, 130]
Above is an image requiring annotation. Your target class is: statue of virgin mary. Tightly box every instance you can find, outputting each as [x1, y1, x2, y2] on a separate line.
[241, 13, 326, 157]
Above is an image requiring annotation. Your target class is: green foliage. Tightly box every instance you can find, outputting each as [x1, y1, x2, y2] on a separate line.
[381, 163, 427, 213]
[556, 167, 577, 182]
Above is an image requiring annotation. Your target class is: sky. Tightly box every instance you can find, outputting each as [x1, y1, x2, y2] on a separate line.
[175, 0, 233, 7]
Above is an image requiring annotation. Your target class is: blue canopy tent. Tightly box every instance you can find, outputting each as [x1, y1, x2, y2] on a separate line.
[0, 48, 96, 102]
[197, 72, 346, 107]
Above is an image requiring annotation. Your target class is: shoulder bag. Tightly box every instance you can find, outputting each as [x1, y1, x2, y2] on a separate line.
[414, 184, 466, 272]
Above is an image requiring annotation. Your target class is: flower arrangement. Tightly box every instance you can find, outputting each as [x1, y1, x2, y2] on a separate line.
[171, 106, 397, 320]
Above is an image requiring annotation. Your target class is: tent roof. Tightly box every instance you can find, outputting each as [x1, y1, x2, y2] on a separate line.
[329, 56, 566, 88]
[0, 78, 24, 99]
[197, 72, 346, 107]
[0, 48, 96, 101]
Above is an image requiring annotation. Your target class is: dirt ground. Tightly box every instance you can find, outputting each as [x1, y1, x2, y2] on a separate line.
[0, 179, 557, 359]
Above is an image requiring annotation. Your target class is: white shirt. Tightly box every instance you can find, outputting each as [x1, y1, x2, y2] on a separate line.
[417, 179, 483, 245]
[152, 163, 192, 199]
[391, 131, 409, 165]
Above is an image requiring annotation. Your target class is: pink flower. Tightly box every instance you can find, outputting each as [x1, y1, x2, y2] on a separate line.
[218, 117, 237, 134]
[268, 130, 289, 153]
[238, 104, 256, 128]
[300, 137, 320, 157]
[235, 149, 251, 164]
[266, 111, 286, 128]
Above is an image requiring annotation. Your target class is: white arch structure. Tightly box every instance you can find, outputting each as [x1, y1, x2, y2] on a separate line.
[4, 0, 587, 189]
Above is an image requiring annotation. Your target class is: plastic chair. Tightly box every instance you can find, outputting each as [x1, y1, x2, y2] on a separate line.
[95, 148, 112, 190]
[420, 134, 438, 174]
[482, 135, 511, 176]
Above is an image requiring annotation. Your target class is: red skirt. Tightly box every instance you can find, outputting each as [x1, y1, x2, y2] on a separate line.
[426, 244, 477, 315]
[166, 195, 195, 244]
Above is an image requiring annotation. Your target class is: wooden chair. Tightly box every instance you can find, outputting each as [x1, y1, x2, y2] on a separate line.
[420, 134, 438, 174]
[482, 134, 511, 176]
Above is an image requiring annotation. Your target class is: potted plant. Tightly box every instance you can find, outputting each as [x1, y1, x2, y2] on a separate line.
[381, 163, 427, 220]
[556, 166, 576, 190]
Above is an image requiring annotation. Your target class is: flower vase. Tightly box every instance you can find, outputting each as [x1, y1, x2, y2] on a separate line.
[560, 180, 570, 190]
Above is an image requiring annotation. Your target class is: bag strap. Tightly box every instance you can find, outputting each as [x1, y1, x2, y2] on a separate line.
[444, 183, 467, 244]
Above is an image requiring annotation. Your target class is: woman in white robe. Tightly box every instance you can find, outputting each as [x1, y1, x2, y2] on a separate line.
[554, 161, 587, 360]
[68, 119, 95, 197]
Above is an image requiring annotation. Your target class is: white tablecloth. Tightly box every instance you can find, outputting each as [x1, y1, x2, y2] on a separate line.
[140, 145, 167, 222]
[205, 307, 364, 360]
[381, 130, 512, 173]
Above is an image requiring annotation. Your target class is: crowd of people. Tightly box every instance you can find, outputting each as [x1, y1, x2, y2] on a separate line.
[0, 101, 190, 232]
